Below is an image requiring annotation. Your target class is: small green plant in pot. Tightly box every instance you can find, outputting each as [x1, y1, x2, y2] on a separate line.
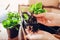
[29, 2, 47, 23]
[2, 12, 21, 39]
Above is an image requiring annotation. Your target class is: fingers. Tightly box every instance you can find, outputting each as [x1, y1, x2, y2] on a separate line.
[25, 26, 33, 34]
[36, 15, 48, 24]
[33, 13, 45, 17]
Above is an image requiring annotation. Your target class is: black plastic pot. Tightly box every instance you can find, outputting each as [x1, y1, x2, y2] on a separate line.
[7, 24, 20, 39]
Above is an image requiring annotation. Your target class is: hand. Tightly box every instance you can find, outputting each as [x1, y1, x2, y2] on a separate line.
[33, 14, 47, 24]
[25, 28, 59, 40]
[33, 12, 60, 26]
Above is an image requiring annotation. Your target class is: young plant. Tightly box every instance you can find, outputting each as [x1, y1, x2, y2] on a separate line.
[2, 12, 21, 29]
[29, 2, 47, 14]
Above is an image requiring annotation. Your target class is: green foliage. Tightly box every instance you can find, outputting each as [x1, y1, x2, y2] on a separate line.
[2, 12, 21, 29]
[29, 2, 47, 14]
[23, 13, 29, 20]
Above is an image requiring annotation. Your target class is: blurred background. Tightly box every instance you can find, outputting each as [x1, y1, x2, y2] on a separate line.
[0, 0, 29, 23]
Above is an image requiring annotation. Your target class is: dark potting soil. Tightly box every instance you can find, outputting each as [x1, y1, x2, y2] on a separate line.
[9, 24, 20, 38]
[29, 23, 60, 34]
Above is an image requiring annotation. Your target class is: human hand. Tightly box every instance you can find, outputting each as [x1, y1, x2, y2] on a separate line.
[33, 12, 60, 26]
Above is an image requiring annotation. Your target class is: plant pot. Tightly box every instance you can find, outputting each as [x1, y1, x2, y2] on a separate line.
[7, 24, 20, 39]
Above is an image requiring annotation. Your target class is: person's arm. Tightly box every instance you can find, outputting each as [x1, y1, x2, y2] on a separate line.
[26, 30, 59, 40]
[44, 12, 60, 26]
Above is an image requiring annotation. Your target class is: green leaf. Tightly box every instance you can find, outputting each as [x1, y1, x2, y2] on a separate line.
[12, 17, 18, 24]
[35, 2, 42, 9]
[23, 14, 29, 20]
[2, 12, 21, 29]
[8, 12, 15, 18]
[2, 20, 11, 28]
[29, 4, 35, 12]
[34, 10, 38, 14]
[29, 2, 46, 14]
[38, 9, 45, 13]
